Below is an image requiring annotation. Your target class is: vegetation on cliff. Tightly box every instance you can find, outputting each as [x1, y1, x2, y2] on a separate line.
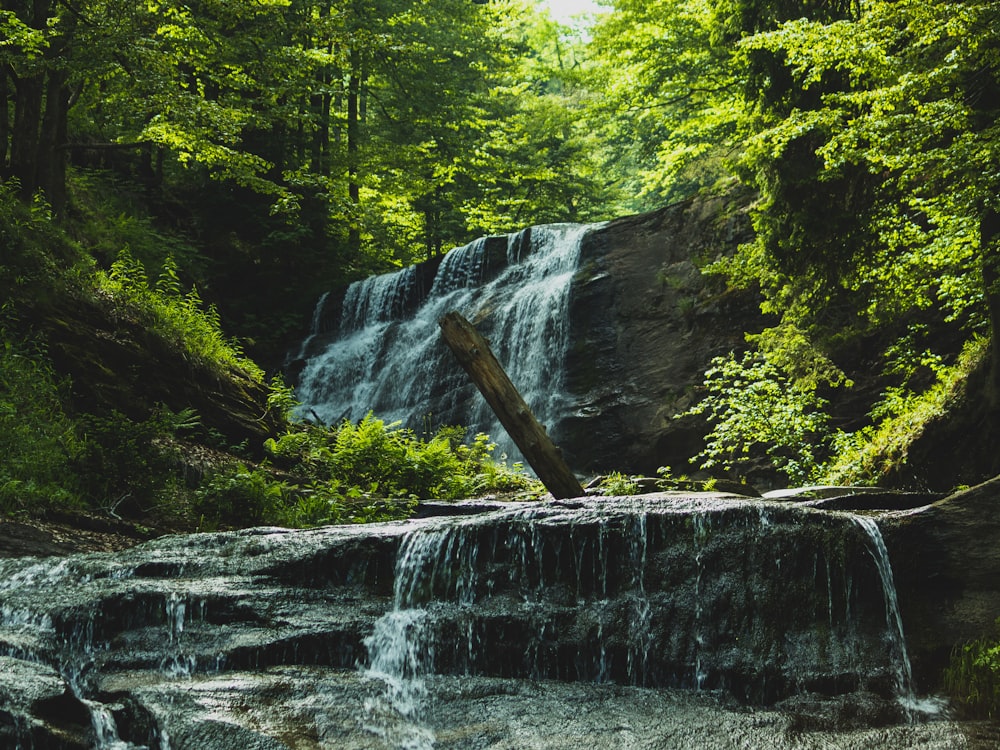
[0, 184, 537, 530]
[587, 0, 1000, 489]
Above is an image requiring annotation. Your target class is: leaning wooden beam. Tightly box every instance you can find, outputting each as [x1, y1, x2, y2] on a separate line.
[438, 311, 585, 500]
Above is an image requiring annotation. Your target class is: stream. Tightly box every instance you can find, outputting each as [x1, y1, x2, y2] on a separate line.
[0, 492, 991, 748]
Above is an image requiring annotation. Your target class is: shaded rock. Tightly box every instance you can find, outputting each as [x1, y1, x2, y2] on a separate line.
[560, 185, 764, 476]
[884, 475, 1000, 685]
[0, 657, 90, 749]
[31, 291, 282, 455]
[4, 489, 995, 745]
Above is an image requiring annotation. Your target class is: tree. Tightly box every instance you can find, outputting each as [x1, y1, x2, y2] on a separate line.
[587, 0, 742, 210]
[732, 0, 1000, 383]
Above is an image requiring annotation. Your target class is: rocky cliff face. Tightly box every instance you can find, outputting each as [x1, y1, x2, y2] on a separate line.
[560, 187, 762, 475]
[289, 187, 762, 479]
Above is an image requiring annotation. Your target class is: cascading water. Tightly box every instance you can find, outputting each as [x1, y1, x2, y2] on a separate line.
[293, 225, 594, 457]
[0, 494, 967, 748]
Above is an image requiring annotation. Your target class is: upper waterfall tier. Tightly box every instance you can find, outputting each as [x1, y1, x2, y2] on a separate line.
[293, 224, 593, 454]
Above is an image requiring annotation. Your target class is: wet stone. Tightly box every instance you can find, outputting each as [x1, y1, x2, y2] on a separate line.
[0, 492, 990, 747]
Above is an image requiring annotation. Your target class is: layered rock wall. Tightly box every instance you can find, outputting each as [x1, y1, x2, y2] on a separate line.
[560, 187, 762, 474]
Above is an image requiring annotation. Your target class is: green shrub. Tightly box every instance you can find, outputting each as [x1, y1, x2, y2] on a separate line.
[194, 464, 291, 528]
[266, 413, 538, 506]
[822, 336, 987, 485]
[74, 408, 180, 517]
[249, 414, 541, 528]
[95, 248, 263, 382]
[944, 621, 1000, 718]
[685, 349, 833, 484]
[0, 335, 83, 514]
[597, 471, 640, 495]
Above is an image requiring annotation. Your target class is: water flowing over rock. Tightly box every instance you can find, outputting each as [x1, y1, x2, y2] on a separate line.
[1, 491, 987, 748]
[288, 188, 763, 474]
[293, 224, 590, 461]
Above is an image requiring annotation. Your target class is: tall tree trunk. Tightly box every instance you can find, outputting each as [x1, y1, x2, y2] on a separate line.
[1, 71, 9, 174]
[7, 0, 54, 198]
[981, 208, 1000, 407]
[39, 67, 69, 213]
[347, 45, 362, 256]
[9, 72, 44, 198]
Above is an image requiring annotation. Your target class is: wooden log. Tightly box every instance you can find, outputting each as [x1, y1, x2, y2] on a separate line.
[438, 311, 585, 499]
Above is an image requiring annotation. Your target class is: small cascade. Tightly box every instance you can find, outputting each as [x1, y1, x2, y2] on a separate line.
[293, 224, 594, 457]
[362, 525, 456, 749]
[852, 516, 918, 713]
[82, 697, 145, 750]
[160, 593, 200, 678]
[0, 494, 962, 745]
[692, 512, 710, 691]
[289, 290, 332, 361]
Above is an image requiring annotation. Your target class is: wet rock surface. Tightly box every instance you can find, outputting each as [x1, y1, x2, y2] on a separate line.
[562, 187, 762, 475]
[0, 491, 996, 747]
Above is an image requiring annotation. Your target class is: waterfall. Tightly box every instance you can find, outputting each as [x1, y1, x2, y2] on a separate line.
[293, 224, 594, 457]
[2, 495, 961, 744]
[362, 524, 456, 749]
[851, 514, 946, 718]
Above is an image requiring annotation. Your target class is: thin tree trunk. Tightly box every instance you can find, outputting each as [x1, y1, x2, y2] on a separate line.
[981, 208, 1000, 407]
[9, 72, 44, 198]
[347, 45, 362, 255]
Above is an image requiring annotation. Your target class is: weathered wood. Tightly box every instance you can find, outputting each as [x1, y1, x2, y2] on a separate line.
[438, 311, 585, 500]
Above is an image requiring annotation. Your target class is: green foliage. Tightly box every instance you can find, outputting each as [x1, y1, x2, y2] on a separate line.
[597, 471, 640, 495]
[944, 619, 1000, 719]
[823, 336, 988, 485]
[191, 415, 539, 530]
[267, 414, 537, 501]
[588, 0, 743, 210]
[685, 348, 834, 484]
[74, 408, 181, 517]
[0, 336, 83, 514]
[194, 465, 293, 528]
[95, 248, 264, 382]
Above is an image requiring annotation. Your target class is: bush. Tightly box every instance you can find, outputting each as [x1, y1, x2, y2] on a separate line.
[944, 621, 1000, 718]
[194, 464, 291, 528]
[95, 248, 264, 382]
[245, 414, 541, 529]
[822, 336, 987, 485]
[74, 408, 182, 517]
[0, 335, 83, 514]
[685, 349, 833, 485]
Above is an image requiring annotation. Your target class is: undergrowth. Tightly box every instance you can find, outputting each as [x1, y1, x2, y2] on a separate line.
[0, 333, 83, 514]
[684, 332, 988, 487]
[1, 180, 538, 530]
[95, 248, 264, 382]
[944, 620, 1000, 719]
[822, 336, 988, 485]
[197, 414, 543, 529]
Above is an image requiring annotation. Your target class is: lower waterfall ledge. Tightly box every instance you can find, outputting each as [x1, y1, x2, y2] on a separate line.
[2, 488, 999, 748]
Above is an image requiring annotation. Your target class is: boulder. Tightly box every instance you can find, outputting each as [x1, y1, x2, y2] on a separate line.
[883, 475, 1000, 683]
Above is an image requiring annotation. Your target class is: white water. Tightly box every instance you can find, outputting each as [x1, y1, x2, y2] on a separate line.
[295, 224, 593, 457]
[362, 526, 457, 749]
[851, 515, 947, 719]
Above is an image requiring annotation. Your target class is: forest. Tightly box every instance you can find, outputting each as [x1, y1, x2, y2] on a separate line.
[3, 0, 1000, 728]
[1, 0, 999, 522]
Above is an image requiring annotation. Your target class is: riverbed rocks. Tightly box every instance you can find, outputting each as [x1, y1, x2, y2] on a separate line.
[4, 490, 988, 747]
